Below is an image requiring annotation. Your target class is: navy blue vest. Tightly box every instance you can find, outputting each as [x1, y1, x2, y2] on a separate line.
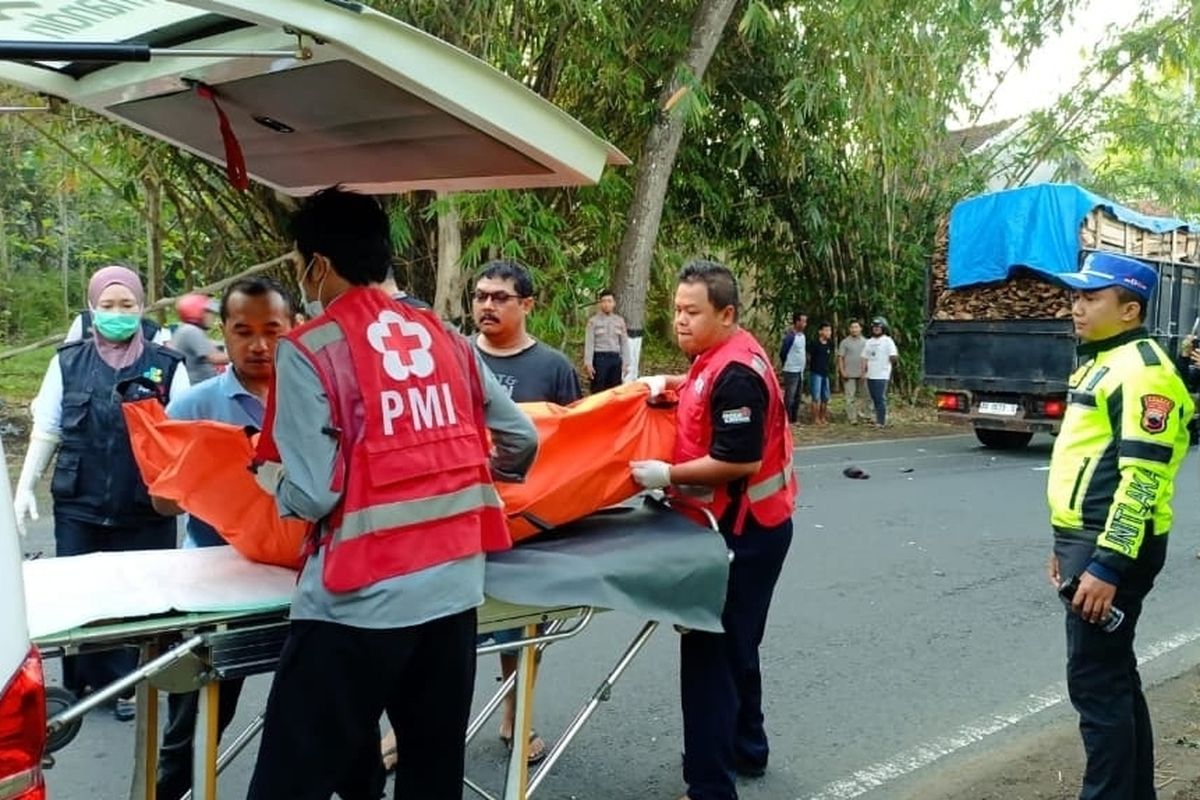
[52, 340, 182, 527]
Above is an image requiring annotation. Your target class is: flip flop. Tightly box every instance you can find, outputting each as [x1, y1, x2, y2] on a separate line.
[501, 730, 549, 765]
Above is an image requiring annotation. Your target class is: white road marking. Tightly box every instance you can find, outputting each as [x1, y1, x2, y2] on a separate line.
[1032, 466, 1051, 471]
[802, 625, 1200, 800]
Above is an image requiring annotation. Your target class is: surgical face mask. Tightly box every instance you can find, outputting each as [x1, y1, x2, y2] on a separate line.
[299, 256, 327, 318]
[92, 310, 141, 342]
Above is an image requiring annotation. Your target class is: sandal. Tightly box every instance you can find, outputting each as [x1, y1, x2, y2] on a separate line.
[500, 730, 549, 765]
[380, 728, 398, 773]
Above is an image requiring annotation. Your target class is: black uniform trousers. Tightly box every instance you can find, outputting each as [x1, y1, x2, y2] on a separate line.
[682, 514, 793, 800]
[1056, 533, 1167, 800]
[591, 351, 623, 392]
[55, 515, 176, 697]
[247, 608, 477, 800]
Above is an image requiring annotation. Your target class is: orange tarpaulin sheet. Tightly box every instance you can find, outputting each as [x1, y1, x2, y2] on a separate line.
[122, 382, 676, 566]
[122, 400, 309, 569]
[503, 381, 676, 541]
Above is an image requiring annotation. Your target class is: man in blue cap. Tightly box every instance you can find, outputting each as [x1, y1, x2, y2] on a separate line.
[1045, 251, 1194, 799]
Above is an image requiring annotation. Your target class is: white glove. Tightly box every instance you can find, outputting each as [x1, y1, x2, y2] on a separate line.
[13, 487, 37, 539]
[630, 459, 672, 490]
[253, 462, 284, 496]
[637, 375, 667, 399]
[13, 434, 57, 538]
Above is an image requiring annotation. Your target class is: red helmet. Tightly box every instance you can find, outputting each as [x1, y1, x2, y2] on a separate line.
[176, 293, 213, 324]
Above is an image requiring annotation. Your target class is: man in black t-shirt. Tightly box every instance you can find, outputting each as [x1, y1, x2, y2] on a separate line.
[472, 260, 581, 405]
[806, 322, 835, 425]
[471, 259, 579, 764]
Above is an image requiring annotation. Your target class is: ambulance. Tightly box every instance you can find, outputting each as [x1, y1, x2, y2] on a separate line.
[0, 433, 45, 799]
[0, 2, 626, 797]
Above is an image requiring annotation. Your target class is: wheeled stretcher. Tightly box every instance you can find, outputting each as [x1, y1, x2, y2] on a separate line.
[24, 500, 729, 800]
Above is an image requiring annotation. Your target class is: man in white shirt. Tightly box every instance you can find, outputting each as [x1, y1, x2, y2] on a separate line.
[777, 312, 807, 423]
[862, 317, 899, 426]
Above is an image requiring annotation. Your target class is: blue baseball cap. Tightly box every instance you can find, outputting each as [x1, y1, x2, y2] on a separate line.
[1056, 252, 1157, 300]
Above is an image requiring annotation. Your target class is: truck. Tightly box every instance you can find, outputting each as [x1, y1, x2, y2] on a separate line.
[924, 184, 1200, 449]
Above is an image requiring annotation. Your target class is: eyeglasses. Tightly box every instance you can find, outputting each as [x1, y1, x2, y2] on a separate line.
[473, 290, 526, 305]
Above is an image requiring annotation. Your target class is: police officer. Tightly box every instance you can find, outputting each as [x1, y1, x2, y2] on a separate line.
[14, 265, 189, 721]
[631, 260, 796, 800]
[247, 187, 538, 800]
[1047, 252, 1193, 800]
[584, 288, 627, 392]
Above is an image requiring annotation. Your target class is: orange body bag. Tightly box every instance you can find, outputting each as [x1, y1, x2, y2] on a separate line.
[122, 382, 676, 566]
[122, 400, 309, 569]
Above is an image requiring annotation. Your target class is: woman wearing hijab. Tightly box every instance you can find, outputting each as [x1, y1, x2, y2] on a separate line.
[13, 265, 191, 720]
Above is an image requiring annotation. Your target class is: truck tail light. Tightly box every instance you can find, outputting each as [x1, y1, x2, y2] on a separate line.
[0, 647, 46, 800]
[936, 392, 965, 412]
[1042, 400, 1066, 418]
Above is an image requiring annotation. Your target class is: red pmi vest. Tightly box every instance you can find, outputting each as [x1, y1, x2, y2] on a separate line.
[671, 328, 797, 533]
[258, 286, 510, 591]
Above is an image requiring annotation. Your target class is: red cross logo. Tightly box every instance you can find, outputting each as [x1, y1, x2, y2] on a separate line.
[368, 311, 434, 381]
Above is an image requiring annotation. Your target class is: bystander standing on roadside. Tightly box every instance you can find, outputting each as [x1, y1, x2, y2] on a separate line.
[862, 317, 898, 427]
[778, 312, 807, 423]
[807, 323, 834, 425]
[837, 320, 867, 424]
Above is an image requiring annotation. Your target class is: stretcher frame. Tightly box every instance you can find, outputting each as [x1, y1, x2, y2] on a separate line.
[32, 502, 720, 800]
[34, 598, 652, 800]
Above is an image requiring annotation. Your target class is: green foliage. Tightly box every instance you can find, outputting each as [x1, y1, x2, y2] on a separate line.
[0, 345, 54, 403]
[3, 0, 1182, 403]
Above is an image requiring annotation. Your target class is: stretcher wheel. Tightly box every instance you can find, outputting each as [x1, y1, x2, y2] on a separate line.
[44, 686, 83, 754]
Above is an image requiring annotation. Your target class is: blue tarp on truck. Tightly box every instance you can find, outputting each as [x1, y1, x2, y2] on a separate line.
[947, 183, 1195, 289]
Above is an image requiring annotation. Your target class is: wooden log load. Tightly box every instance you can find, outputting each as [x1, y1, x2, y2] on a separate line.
[930, 207, 1199, 321]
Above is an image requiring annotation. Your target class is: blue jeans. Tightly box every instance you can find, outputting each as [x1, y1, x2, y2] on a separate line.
[868, 379, 889, 425]
[809, 373, 830, 403]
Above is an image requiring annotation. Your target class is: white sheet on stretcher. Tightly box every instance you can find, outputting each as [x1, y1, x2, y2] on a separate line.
[23, 547, 298, 640]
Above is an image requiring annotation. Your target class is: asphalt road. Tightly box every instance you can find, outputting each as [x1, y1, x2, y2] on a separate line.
[22, 433, 1200, 799]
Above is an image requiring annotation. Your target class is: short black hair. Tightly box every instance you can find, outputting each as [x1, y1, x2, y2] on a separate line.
[598, 288, 615, 300]
[678, 259, 739, 315]
[793, 311, 807, 323]
[220, 276, 294, 321]
[1115, 287, 1149, 322]
[819, 322, 832, 330]
[290, 186, 393, 286]
[477, 259, 534, 298]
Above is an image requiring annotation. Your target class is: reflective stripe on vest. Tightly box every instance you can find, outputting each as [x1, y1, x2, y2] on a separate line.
[299, 320, 343, 353]
[747, 465, 792, 504]
[336, 482, 503, 542]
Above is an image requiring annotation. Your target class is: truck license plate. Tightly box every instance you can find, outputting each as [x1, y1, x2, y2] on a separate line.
[979, 402, 1019, 416]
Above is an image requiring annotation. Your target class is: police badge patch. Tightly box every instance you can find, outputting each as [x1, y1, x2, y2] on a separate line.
[1140, 394, 1175, 434]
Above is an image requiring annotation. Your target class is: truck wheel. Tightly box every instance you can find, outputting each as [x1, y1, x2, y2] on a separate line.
[975, 428, 1033, 450]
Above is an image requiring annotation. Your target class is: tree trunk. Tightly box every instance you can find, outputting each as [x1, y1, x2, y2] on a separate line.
[0, 203, 9, 286]
[433, 191, 464, 322]
[611, 0, 739, 378]
[57, 176, 70, 318]
[144, 172, 164, 322]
